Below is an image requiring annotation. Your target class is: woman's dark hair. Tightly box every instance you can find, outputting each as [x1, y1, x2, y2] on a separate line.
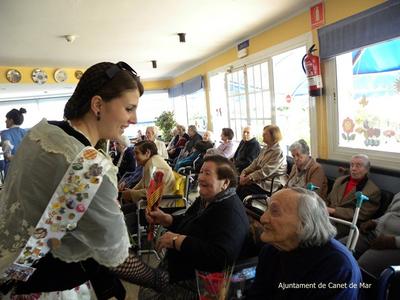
[6, 108, 27, 125]
[64, 62, 144, 120]
[194, 140, 214, 153]
[203, 155, 238, 188]
[221, 128, 234, 140]
[135, 140, 158, 156]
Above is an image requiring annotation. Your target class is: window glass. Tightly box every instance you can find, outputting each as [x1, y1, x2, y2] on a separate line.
[336, 38, 400, 154]
[273, 46, 309, 154]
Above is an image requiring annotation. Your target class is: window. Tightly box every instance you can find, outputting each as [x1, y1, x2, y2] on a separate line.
[273, 46, 310, 153]
[0, 96, 69, 131]
[127, 90, 172, 137]
[326, 37, 400, 168]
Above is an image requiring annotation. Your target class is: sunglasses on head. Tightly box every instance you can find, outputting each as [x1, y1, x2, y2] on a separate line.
[105, 61, 139, 80]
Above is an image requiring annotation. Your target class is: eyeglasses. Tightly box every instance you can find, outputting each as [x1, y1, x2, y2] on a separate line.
[105, 61, 139, 80]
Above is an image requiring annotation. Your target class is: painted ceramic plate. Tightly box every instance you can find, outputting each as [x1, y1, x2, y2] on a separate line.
[31, 69, 48, 84]
[54, 69, 68, 83]
[75, 70, 83, 80]
[6, 69, 22, 83]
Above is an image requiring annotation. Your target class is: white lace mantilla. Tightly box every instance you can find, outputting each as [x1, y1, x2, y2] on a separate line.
[0, 119, 129, 274]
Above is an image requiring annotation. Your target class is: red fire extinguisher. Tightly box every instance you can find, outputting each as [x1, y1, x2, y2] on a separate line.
[302, 44, 323, 97]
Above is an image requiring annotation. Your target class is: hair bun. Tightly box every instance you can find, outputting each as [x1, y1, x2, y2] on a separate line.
[19, 108, 27, 114]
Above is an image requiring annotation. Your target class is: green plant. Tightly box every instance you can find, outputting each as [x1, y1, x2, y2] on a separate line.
[155, 111, 176, 142]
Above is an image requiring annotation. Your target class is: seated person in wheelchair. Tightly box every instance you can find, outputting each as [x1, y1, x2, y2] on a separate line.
[247, 187, 361, 300]
[174, 140, 213, 171]
[345, 191, 400, 278]
[285, 139, 328, 199]
[139, 155, 250, 299]
[236, 125, 287, 200]
[325, 154, 380, 238]
[121, 140, 176, 205]
[112, 135, 136, 181]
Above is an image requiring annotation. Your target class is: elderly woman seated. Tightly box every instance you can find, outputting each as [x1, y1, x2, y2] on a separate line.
[137, 155, 250, 299]
[236, 125, 287, 200]
[121, 140, 176, 204]
[285, 139, 327, 199]
[247, 188, 361, 300]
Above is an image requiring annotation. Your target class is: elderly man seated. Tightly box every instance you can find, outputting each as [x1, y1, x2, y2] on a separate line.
[325, 154, 380, 238]
[346, 191, 400, 278]
[232, 126, 261, 173]
[247, 188, 361, 300]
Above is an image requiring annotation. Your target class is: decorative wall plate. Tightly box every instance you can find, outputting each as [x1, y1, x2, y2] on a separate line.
[75, 70, 83, 80]
[31, 69, 48, 84]
[6, 69, 22, 83]
[54, 69, 68, 83]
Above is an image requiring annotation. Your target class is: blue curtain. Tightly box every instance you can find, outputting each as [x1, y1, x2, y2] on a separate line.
[168, 75, 203, 97]
[318, 0, 400, 60]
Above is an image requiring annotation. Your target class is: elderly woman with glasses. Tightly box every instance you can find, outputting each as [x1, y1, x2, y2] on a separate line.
[247, 188, 361, 300]
[0, 62, 171, 299]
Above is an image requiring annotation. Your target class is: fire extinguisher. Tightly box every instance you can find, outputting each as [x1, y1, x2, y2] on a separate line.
[302, 44, 323, 97]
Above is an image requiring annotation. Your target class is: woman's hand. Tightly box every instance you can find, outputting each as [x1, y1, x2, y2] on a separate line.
[239, 175, 251, 185]
[155, 231, 186, 252]
[121, 190, 132, 202]
[145, 207, 173, 227]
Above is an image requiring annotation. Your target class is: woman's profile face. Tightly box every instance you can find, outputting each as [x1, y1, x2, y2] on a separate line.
[198, 161, 227, 201]
[5, 118, 13, 128]
[99, 89, 139, 140]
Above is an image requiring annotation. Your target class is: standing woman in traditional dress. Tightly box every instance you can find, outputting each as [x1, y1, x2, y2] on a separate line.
[0, 62, 170, 299]
[1, 108, 28, 177]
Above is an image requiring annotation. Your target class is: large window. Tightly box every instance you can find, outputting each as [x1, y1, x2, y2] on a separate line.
[210, 41, 312, 154]
[327, 37, 400, 168]
[0, 96, 69, 131]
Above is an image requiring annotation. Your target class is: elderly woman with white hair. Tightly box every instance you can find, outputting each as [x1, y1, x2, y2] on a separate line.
[145, 126, 168, 159]
[247, 188, 361, 300]
[285, 139, 327, 199]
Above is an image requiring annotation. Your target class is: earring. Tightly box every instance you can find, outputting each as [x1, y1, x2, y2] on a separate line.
[96, 112, 101, 121]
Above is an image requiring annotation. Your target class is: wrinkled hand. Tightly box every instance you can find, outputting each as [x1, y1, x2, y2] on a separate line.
[360, 220, 377, 234]
[370, 235, 396, 250]
[118, 182, 126, 191]
[155, 231, 177, 252]
[327, 207, 336, 215]
[145, 207, 172, 227]
[239, 175, 251, 186]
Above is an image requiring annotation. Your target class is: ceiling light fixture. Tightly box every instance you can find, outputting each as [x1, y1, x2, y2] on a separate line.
[64, 34, 77, 43]
[151, 60, 157, 68]
[178, 33, 186, 43]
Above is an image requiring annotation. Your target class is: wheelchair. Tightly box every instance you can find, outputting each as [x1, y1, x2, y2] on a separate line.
[134, 170, 192, 259]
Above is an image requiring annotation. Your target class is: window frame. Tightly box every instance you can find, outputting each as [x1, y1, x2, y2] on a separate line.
[324, 55, 400, 171]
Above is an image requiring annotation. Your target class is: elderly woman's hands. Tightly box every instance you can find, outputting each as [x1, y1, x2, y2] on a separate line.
[156, 231, 186, 252]
[145, 207, 173, 227]
[239, 174, 252, 185]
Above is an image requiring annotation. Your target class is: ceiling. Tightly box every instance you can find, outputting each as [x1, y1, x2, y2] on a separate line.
[0, 0, 314, 83]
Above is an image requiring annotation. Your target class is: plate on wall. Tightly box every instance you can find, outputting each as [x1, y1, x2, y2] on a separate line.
[6, 69, 22, 83]
[31, 69, 48, 84]
[75, 70, 83, 80]
[54, 69, 68, 83]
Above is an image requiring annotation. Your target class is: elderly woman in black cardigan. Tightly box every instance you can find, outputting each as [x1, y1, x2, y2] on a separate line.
[140, 155, 250, 299]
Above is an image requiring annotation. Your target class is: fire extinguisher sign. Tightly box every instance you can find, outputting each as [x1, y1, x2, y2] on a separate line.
[310, 2, 325, 30]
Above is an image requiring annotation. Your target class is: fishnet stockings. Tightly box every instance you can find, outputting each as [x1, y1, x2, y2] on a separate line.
[110, 253, 169, 292]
